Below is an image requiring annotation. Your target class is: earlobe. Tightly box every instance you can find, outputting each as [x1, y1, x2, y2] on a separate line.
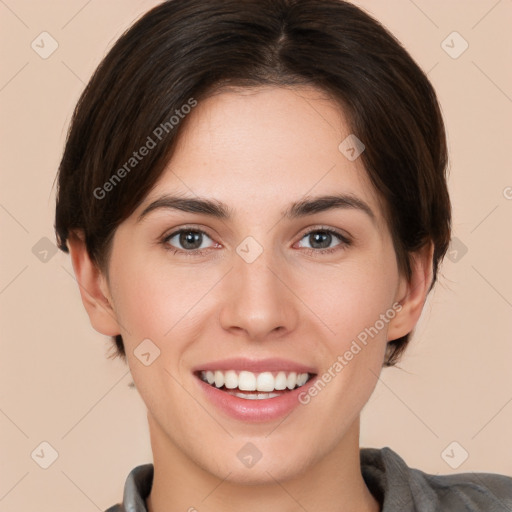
[386, 242, 434, 342]
[67, 230, 121, 337]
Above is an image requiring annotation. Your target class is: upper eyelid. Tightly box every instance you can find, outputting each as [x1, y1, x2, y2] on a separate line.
[163, 225, 215, 241]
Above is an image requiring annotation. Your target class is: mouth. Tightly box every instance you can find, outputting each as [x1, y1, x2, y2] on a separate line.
[191, 357, 319, 422]
[194, 369, 316, 400]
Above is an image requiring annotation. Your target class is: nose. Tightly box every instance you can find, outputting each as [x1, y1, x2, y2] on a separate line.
[218, 243, 299, 342]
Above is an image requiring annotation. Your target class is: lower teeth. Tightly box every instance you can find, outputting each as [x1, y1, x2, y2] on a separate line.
[225, 389, 283, 400]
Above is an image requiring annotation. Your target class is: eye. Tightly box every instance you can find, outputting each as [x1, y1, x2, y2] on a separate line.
[296, 227, 351, 255]
[162, 228, 218, 256]
[160, 226, 351, 258]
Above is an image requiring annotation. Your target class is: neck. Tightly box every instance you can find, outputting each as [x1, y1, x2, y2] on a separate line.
[146, 414, 380, 512]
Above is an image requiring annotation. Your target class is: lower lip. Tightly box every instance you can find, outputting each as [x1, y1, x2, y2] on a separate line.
[194, 374, 318, 423]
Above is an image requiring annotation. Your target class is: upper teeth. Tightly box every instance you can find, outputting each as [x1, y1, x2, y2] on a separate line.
[200, 370, 310, 392]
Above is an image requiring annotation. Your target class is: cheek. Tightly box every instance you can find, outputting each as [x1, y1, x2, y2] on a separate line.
[300, 254, 398, 407]
[304, 255, 399, 345]
[109, 249, 195, 335]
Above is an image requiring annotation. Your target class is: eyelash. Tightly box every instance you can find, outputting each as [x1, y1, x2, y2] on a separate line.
[160, 226, 352, 258]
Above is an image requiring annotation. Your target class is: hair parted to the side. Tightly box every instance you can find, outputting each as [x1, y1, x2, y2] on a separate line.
[54, 0, 451, 366]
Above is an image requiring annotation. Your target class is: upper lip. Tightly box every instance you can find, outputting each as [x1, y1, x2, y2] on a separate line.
[192, 357, 317, 374]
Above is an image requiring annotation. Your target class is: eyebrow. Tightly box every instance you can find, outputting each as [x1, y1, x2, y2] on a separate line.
[137, 193, 376, 225]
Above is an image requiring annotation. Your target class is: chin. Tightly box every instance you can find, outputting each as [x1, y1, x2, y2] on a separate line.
[200, 445, 316, 486]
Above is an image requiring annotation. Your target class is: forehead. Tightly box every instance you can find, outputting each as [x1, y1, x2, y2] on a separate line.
[137, 86, 387, 230]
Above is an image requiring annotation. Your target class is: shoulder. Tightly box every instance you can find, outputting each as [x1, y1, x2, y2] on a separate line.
[103, 463, 154, 512]
[424, 468, 512, 511]
[361, 446, 512, 511]
[104, 506, 122, 512]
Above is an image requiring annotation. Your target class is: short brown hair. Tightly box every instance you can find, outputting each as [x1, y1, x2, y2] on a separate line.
[54, 0, 451, 365]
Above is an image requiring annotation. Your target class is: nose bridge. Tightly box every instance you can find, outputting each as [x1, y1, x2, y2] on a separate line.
[219, 236, 298, 340]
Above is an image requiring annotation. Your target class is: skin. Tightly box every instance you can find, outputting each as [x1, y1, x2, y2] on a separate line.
[68, 86, 433, 512]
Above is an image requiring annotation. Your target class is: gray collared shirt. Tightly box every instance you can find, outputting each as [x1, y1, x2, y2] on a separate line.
[105, 447, 512, 511]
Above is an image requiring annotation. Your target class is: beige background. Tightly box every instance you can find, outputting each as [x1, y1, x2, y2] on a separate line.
[1, 0, 511, 509]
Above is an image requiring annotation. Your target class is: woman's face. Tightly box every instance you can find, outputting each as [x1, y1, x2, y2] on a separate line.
[104, 86, 408, 482]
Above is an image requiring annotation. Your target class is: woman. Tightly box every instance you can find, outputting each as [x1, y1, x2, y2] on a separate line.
[54, 0, 512, 510]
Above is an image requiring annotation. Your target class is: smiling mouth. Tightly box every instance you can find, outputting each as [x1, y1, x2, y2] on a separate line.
[195, 369, 316, 400]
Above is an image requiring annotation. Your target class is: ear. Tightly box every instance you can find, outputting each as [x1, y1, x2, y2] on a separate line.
[67, 230, 121, 337]
[386, 241, 434, 342]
